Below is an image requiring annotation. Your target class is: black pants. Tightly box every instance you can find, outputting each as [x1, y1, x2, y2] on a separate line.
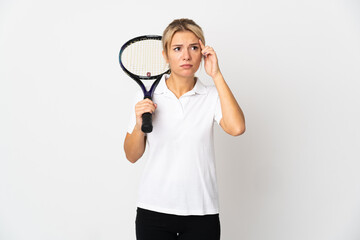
[135, 208, 221, 240]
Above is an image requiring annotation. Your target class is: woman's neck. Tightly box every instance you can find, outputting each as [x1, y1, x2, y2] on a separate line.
[166, 74, 196, 99]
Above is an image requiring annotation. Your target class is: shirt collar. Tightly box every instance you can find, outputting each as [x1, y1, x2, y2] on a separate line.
[154, 74, 207, 95]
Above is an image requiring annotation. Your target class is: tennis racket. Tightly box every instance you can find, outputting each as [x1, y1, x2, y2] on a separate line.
[119, 35, 170, 133]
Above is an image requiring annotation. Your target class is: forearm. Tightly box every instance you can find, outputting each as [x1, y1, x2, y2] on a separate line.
[213, 73, 246, 136]
[124, 126, 146, 163]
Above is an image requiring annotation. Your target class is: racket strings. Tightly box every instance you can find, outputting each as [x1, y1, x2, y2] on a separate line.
[121, 39, 168, 77]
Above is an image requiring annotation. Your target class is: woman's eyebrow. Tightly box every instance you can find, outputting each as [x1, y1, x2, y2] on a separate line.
[171, 43, 199, 47]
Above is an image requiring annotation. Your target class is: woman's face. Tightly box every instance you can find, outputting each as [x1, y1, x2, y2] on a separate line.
[164, 31, 202, 79]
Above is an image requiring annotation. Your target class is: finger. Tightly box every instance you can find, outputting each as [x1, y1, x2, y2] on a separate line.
[198, 39, 205, 50]
[199, 40, 211, 58]
[136, 100, 155, 109]
[136, 103, 156, 113]
[141, 98, 155, 105]
[203, 48, 217, 59]
[138, 101, 154, 107]
[202, 50, 211, 58]
[201, 45, 214, 58]
[136, 106, 155, 114]
[136, 108, 155, 118]
[201, 46, 213, 54]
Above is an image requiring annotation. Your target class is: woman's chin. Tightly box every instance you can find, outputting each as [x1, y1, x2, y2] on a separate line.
[172, 69, 198, 78]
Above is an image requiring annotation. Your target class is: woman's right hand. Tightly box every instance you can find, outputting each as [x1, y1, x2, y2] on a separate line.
[125, 99, 155, 162]
[134, 99, 157, 130]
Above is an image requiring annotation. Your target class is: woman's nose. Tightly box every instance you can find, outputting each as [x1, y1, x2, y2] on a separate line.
[182, 49, 191, 60]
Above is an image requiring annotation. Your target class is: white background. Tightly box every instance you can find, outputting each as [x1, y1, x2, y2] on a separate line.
[1, 0, 360, 239]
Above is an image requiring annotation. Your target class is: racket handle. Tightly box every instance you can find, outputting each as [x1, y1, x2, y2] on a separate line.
[141, 112, 153, 133]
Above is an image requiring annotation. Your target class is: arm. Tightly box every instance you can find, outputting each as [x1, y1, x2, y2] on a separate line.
[213, 73, 245, 136]
[124, 128, 146, 163]
[199, 39, 245, 136]
[124, 99, 157, 163]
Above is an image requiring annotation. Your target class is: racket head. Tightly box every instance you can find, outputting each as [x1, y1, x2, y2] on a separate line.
[119, 35, 170, 80]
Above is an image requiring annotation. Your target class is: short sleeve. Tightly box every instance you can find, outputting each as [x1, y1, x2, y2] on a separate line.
[214, 91, 222, 125]
[127, 90, 143, 134]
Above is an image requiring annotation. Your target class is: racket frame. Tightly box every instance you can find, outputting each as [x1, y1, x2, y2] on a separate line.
[119, 35, 170, 132]
[119, 35, 170, 98]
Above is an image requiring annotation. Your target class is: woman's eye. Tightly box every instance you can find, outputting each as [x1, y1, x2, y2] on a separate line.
[174, 47, 180, 51]
[191, 46, 199, 50]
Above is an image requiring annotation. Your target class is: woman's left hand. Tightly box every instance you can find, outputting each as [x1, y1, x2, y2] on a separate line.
[199, 39, 221, 79]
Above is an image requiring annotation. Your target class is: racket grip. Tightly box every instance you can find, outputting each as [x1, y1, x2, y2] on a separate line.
[141, 112, 153, 133]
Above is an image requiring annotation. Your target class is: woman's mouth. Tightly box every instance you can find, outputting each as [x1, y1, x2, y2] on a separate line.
[180, 64, 193, 69]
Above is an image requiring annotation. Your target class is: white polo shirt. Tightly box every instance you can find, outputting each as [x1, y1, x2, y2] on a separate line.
[127, 74, 222, 216]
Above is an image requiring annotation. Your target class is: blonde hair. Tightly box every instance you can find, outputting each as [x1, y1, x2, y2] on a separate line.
[162, 18, 205, 58]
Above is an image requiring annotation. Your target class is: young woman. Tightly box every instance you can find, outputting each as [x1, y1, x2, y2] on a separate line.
[124, 18, 245, 240]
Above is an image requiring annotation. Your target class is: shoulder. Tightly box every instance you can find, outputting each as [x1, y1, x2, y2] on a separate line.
[198, 80, 219, 98]
[206, 84, 218, 94]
